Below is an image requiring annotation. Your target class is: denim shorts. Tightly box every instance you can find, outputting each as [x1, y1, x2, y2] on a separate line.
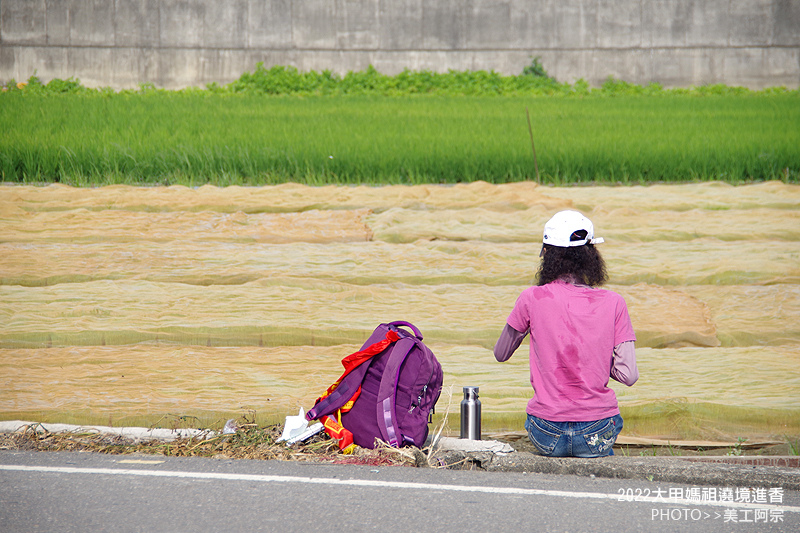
[525, 413, 623, 458]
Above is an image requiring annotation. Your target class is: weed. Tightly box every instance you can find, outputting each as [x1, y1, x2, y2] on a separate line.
[521, 57, 555, 82]
[727, 437, 748, 457]
[787, 436, 800, 456]
[667, 441, 682, 456]
[5, 65, 798, 98]
[640, 446, 658, 457]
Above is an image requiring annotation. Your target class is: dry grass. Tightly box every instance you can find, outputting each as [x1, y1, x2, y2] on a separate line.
[0, 417, 426, 467]
[0, 395, 458, 468]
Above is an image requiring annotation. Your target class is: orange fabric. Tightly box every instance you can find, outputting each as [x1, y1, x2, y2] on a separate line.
[321, 415, 355, 452]
[340, 386, 361, 413]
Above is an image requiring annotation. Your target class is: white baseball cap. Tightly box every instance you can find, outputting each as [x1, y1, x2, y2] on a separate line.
[542, 210, 604, 248]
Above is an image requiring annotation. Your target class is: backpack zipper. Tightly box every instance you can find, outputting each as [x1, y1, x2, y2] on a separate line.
[409, 384, 428, 413]
[408, 360, 436, 413]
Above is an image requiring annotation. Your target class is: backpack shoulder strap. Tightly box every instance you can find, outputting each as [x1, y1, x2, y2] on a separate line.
[306, 329, 400, 421]
[375, 336, 420, 447]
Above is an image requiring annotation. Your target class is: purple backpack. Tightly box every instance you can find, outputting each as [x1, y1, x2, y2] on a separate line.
[306, 321, 443, 449]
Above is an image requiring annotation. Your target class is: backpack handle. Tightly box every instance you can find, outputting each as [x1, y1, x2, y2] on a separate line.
[388, 321, 423, 340]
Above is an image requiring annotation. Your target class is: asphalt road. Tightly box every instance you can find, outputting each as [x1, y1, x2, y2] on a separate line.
[1, 450, 798, 532]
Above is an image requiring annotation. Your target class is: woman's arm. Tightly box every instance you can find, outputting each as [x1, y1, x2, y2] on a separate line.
[493, 323, 529, 362]
[611, 341, 638, 385]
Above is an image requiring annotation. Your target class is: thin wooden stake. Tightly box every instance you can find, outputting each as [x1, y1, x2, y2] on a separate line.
[526, 107, 540, 184]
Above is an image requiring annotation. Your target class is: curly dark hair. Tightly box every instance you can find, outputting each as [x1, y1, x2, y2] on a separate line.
[537, 230, 608, 287]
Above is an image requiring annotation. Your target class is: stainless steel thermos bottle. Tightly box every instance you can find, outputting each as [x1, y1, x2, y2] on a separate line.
[460, 386, 481, 440]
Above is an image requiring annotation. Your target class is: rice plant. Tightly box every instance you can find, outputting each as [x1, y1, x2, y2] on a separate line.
[1, 72, 797, 185]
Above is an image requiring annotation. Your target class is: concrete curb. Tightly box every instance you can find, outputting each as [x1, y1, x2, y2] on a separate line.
[0, 420, 215, 443]
[3, 420, 798, 489]
[428, 443, 800, 490]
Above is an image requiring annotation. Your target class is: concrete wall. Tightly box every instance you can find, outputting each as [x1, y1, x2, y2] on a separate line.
[1, 0, 798, 89]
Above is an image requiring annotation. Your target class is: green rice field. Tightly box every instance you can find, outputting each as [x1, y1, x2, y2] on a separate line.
[2, 86, 798, 185]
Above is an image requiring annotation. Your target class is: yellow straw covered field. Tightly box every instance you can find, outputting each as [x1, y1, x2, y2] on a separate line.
[1, 181, 798, 442]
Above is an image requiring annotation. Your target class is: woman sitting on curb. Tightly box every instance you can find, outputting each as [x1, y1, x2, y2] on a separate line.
[494, 210, 638, 457]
